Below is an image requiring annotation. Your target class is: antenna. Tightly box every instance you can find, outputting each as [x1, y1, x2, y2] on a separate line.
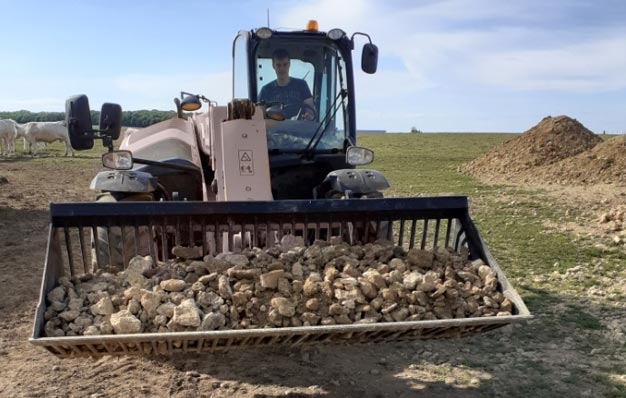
[267, 8, 270, 27]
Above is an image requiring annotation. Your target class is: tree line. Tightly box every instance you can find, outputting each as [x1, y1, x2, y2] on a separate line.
[0, 110, 177, 127]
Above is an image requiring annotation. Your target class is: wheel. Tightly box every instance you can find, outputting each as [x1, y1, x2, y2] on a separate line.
[91, 192, 155, 270]
[326, 190, 391, 245]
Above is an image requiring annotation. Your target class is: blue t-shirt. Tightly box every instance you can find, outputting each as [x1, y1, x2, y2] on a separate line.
[259, 78, 312, 118]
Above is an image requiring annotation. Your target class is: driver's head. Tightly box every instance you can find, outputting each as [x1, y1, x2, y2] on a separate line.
[272, 49, 291, 80]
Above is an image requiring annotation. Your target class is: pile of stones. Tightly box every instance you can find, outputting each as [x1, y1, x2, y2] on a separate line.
[43, 239, 513, 337]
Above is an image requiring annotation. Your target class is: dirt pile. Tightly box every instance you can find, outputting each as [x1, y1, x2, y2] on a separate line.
[461, 115, 603, 183]
[529, 135, 626, 185]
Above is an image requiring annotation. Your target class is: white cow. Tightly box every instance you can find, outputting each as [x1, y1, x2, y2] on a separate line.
[23, 121, 74, 157]
[19, 131, 47, 153]
[0, 119, 19, 156]
[15, 123, 29, 152]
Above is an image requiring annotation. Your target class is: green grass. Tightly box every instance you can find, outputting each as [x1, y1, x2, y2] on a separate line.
[358, 132, 625, 317]
[18, 133, 623, 307]
[7, 131, 625, 397]
[359, 133, 515, 196]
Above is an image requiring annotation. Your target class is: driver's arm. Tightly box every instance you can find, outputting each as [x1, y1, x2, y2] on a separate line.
[301, 97, 316, 120]
[303, 97, 315, 110]
[301, 79, 315, 115]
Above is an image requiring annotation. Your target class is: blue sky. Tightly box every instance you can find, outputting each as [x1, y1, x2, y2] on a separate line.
[1, 0, 624, 133]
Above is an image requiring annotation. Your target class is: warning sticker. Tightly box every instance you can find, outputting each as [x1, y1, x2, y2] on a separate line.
[239, 150, 254, 175]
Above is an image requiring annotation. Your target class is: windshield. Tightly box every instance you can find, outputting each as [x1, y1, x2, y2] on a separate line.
[255, 40, 347, 153]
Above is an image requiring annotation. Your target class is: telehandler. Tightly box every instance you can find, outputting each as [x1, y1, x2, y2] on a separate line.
[30, 21, 530, 357]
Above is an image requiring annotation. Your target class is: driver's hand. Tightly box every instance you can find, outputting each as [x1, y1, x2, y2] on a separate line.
[301, 108, 315, 121]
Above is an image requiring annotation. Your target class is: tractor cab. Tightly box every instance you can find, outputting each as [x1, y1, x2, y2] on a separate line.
[233, 21, 378, 198]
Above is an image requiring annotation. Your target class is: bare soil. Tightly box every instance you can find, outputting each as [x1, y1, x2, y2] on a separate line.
[1, 124, 625, 397]
[462, 115, 626, 238]
[461, 115, 603, 180]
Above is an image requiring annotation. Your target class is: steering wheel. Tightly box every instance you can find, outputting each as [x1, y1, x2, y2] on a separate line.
[297, 103, 317, 121]
[264, 101, 286, 121]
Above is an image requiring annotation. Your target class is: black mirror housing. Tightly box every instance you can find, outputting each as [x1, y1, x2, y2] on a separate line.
[65, 94, 94, 150]
[362, 43, 378, 74]
[65, 95, 123, 151]
[100, 103, 122, 140]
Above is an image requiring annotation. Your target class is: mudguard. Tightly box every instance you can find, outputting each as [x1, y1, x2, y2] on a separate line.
[319, 168, 390, 197]
[89, 170, 158, 193]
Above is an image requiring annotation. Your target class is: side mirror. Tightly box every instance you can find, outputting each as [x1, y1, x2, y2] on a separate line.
[65, 94, 94, 150]
[361, 43, 378, 74]
[65, 94, 123, 151]
[100, 103, 122, 140]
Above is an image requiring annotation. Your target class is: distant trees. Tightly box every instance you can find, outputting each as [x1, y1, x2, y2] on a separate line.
[410, 126, 422, 133]
[0, 110, 65, 123]
[122, 110, 178, 127]
[0, 110, 178, 127]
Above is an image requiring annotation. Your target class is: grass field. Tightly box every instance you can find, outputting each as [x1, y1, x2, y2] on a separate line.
[361, 132, 626, 284]
[360, 132, 626, 397]
[3, 131, 625, 397]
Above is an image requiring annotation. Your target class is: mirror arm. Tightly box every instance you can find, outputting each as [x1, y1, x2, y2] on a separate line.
[101, 136, 114, 152]
[350, 32, 373, 44]
[174, 98, 183, 118]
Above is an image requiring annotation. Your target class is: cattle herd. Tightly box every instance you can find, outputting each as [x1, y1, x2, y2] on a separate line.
[0, 119, 74, 157]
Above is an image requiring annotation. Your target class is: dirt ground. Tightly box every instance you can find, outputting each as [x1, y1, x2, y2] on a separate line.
[1, 128, 625, 397]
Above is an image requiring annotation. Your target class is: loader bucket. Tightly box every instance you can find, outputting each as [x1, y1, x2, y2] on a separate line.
[30, 196, 531, 358]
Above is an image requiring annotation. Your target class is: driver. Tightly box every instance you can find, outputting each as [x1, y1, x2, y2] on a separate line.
[259, 49, 316, 121]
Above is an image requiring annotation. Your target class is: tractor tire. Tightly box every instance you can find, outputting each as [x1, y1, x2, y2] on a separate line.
[364, 191, 392, 242]
[324, 190, 391, 245]
[91, 192, 155, 270]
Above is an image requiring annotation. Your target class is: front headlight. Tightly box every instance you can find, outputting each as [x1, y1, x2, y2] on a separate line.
[255, 27, 273, 39]
[328, 28, 346, 40]
[102, 150, 134, 170]
[346, 146, 374, 166]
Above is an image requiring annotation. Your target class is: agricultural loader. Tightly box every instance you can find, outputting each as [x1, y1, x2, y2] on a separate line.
[30, 21, 531, 357]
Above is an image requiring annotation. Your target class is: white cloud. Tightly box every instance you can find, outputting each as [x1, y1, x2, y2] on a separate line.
[0, 98, 65, 112]
[279, 0, 626, 96]
[276, 0, 372, 31]
[471, 34, 626, 92]
[267, 0, 626, 132]
[0, 77, 106, 112]
[1, 0, 623, 132]
[0, 71, 234, 112]
[109, 71, 232, 110]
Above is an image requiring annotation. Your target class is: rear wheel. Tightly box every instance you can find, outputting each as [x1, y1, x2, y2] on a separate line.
[91, 192, 155, 270]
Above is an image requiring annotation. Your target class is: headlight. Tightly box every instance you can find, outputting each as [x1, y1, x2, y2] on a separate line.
[255, 27, 273, 39]
[346, 146, 374, 166]
[102, 150, 134, 170]
[328, 28, 346, 40]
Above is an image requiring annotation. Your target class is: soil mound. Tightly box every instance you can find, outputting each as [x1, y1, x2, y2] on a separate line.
[530, 134, 626, 185]
[461, 115, 602, 182]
